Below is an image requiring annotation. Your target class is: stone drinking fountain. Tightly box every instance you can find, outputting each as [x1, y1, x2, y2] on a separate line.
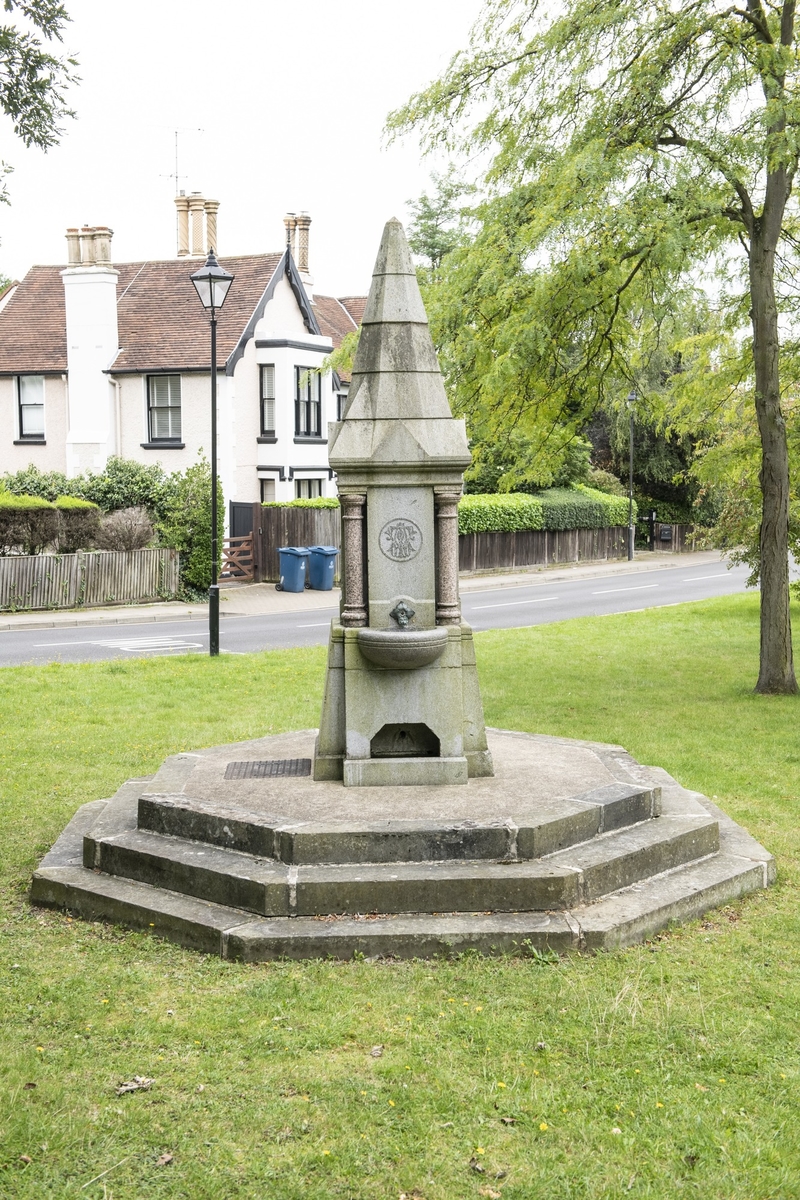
[30, 220, 774, 960]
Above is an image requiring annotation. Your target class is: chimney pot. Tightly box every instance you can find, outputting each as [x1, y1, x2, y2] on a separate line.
[296, 211, 311, 275]
[65, 227, 81, 265]
[204, 199, 220, 254]
[79, 226, 96, 266]
[175, 194, 190, 256]
[188, 193, 205, 256]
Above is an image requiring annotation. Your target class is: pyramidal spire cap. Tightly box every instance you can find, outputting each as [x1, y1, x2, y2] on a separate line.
[328, 217, 471, 480]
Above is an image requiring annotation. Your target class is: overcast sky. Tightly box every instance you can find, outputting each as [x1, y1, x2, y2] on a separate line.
[0, 0, 484, 296]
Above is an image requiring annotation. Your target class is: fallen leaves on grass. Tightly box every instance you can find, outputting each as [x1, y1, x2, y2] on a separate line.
[479, 1189, 502, 1199]
[23, 1082, 36, 1090]
[156, 1152, 173, 1166]
[469, 1157, 486, 1174]
[370, 1045, 384, 1058]
[19, 1155, 32, 1165]
[500, 1116, 516, 1126]
[115, 1075, 154, 1096]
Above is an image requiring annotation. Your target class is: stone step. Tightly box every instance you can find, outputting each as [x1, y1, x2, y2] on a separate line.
[137, 779, 660, 866]
[30, 804, 767, 959]
[86, 812, 718, 918]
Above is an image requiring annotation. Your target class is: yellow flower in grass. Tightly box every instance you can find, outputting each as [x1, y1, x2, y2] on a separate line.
[539, 1122, 548, 1132]
[497, 1082, 507, 1089]
[656, 1102, 664, 1109]
[474, 1147, 485, 1155]
[388, 1100, 395, 1107]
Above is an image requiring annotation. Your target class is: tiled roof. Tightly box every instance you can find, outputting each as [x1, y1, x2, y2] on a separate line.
[313, 294, 358, 347]
[312, 293, 367, 384]
[0, 253, 284, 375]
[0, 265, 69, 372]
[339, 295, 367, 326]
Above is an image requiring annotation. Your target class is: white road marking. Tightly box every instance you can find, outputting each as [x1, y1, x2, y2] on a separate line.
[591, 584, 660, 595]
[682, 573, 728, 581]
[471, 596, 559, 610]
[296, 622, 331, 628]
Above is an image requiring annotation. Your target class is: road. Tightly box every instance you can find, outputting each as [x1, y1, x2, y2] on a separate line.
[0, 559, 752, 667]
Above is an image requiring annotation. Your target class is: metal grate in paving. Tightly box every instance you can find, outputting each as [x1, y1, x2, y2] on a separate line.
[224, 758, 312, 780]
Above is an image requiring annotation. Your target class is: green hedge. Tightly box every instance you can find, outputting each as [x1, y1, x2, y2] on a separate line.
[54, 496, 101, 553]
[0, 493, 60, 554]
[261, 498, 340, 510]
[458, 486, 635, 535]
[458, 493, 545, 535]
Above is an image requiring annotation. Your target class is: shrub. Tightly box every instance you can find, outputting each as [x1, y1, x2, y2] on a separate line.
[1, 466, 73, 502]
[94, 506, 154, 552]
[458, 493, 545, 535]
[156, 457, 223, 594]
[54, 496, 100, 553]
[0, 493, 60, 554]
[587, 467, 626, 496]
[458, 486, 635, 535]
[78, 456, 170, 517]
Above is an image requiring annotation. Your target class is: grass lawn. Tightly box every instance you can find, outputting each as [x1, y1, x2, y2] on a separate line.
[0, 591, 798, 1199]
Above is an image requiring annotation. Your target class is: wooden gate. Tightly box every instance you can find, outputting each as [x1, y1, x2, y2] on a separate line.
[221, 534, 254, 581]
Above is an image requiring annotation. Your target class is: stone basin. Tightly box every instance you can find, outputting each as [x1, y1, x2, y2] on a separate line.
[357, 626, 448, 669]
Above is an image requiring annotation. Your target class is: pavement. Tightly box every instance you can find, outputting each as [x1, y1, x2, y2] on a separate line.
[0, 549, 731, 633]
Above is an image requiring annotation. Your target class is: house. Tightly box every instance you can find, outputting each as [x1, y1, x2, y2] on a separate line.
[0, 199, 366, 514]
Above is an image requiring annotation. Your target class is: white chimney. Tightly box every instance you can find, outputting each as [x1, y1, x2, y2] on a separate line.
[62, 224, 119, 476]
[176, 193, 220, 256]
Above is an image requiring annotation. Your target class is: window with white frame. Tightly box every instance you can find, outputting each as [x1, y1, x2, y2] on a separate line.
[260, 478, 276, 502]
[295, 366, 321, 437]
[295, 478, 323, 499]
[17, 375, 45, 439]
[260, 364, 275, 435]
[147, 375, 182, 441]
[336, 392, 347, 421]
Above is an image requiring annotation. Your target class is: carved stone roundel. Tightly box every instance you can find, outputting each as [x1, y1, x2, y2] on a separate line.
[379, 518, 422, 562]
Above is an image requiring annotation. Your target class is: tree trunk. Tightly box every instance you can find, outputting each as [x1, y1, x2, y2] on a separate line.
[749, 232, 798, 694]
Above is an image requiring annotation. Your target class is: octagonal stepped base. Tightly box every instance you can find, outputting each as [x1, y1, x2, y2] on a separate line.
[30, 731, 775, 959]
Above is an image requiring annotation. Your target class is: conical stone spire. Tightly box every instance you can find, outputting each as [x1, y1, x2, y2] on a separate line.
[329, 218, 471, 479]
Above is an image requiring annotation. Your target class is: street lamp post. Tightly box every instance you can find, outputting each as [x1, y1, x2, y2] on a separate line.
[190, 250, 234, 657]
[626, 390, 636, 561]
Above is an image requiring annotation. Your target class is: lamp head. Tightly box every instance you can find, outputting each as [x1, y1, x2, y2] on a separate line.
[191, 249, 234, 311]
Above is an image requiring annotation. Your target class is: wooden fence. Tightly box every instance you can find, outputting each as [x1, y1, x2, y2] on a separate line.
[255, 506, 341, 583]
[458, 526, 629, 573]
[0, 548, 180, 611]
[248, 507, 700, 582]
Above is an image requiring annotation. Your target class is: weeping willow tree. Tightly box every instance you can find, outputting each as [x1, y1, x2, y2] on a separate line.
[389, 0, 800, 695]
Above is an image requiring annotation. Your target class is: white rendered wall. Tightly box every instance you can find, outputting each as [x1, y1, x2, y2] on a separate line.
[0, 375, 69, 474]
[61, 266, 120, 477]
[252, 276, 334, 503]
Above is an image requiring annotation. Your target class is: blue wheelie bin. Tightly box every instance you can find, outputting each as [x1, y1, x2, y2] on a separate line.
[276, 546, 310, 592]
[307, 545, 339, 591]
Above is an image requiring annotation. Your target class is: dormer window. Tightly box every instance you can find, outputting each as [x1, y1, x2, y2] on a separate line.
[295, 366, 321, 438]
[17, 375, 45, 440]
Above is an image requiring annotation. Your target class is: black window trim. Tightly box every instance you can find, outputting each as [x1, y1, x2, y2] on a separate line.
[260, 363, 276, 437]
[16, 374, 45, 441]
[294, 365, 322, 439]
[147, 373, 182, 443]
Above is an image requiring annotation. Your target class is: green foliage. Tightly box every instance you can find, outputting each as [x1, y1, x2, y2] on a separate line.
[76, 456, 171, 518]
[0, 1, 78, 212]
[1, 463, 71, 501]
[1, 458, 172, 518]
[458, 485, 634, 534]
[319, 329, 360, 383]
[54, 495, 99, 553]
[262, 498, 340, 510]
[0, 491, 58, 553]
[155, 457, 223, 594]
[458, 491, 544, 534]
[388, 0, 800, 683]
[587, 467, 626, 496]
[406, 168, 476, 276]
